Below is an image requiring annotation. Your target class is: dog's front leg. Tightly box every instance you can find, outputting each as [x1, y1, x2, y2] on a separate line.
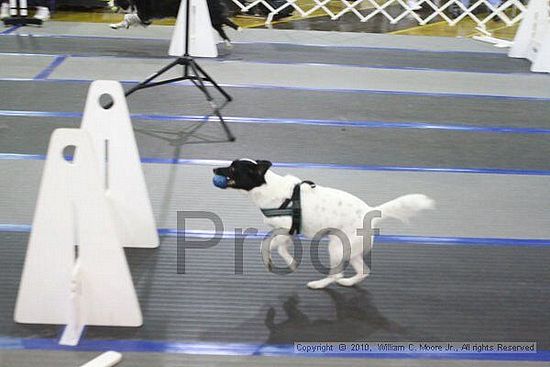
[277, 237, 298, 272]
[261, 233, 295, 272]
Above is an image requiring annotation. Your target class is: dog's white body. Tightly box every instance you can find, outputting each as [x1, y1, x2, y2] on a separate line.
[249, 170, 434, 289]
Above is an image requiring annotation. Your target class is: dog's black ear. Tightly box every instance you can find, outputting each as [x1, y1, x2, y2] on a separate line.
[256, 160, 272, 176]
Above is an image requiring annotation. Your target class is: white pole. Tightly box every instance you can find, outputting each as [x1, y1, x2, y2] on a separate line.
[9, 0, 17, 16]
[19, 0, 27, 16]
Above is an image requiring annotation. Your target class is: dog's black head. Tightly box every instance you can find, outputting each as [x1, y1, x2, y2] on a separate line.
[213, 159, 272, 191]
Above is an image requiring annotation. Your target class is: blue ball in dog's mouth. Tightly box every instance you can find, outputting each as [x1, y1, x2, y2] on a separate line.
[213, 175, 229, 189]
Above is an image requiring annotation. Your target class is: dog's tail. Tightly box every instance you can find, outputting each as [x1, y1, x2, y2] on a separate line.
[373, 194, 435, 224]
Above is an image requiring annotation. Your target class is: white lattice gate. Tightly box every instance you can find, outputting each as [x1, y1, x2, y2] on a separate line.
[230, 0, 529, 30]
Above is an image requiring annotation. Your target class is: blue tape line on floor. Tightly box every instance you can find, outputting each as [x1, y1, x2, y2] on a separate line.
[2, 224, 549, 247]
[0, 336, 548, 361]
[2, 152, 550, 176]
[1, 109, 550, 135]
[0, 26, 20, 35]
[33, 55, 68, 80]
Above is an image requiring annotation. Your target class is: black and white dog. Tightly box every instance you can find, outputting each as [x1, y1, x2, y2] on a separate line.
[110, 0, 240, 46]
[213, 159, 435, 289]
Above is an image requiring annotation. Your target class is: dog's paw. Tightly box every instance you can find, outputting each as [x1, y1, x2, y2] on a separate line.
[336, 275, 368, 287]
[288, 261, 298, 272]
[336, 278, 358, 287]
[307, 280, 329, 289]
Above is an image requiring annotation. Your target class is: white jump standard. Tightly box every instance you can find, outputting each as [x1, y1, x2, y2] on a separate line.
[14, 81, 158, 346]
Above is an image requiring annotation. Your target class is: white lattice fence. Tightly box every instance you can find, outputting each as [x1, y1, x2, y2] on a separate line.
[230, 0, 528, 28]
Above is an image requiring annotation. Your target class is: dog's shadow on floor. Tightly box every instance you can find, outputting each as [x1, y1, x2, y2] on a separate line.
[264, 287, 405, 343]
[197, 287, 405, 343]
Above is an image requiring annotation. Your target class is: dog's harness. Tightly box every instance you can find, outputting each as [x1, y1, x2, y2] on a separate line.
[260, 181, 316, 235]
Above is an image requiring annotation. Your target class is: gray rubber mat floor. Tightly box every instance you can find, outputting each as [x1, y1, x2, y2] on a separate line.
[1, 233, 549, 344]
[3, 160, 550, 239]
[3, 115, 550, 171]
[1, 23, 549, 367]
[3, 80, 550, 127]
[0, 36, 534, 73]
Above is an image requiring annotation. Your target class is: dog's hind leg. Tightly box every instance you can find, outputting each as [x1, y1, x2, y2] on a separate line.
[337, 254, 370, 287]
[307, 236, 344, 289]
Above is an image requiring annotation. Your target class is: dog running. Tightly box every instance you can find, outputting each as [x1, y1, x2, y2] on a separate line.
[213, 159, 435, 289]
[109, 0, 241, 48]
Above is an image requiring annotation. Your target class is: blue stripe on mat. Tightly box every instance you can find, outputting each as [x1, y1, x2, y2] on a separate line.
[1, 109, 550, 135]
[33, 55, 68, 80]
[0, 337, 548, 361]
[2, 225, 549, 247]
[0, 26, 20, 35]
[2, 153, 550, 176]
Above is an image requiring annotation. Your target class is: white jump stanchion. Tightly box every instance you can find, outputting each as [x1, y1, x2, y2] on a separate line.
[169, 0, 218, 57]
[81, 81, 159, 249]
[14, 128, 142, 346]
[509, 0, 550, 73]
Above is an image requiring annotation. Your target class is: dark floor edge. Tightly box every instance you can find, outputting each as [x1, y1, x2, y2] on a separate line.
[0, 50, 533, 75]
[2, 109, 550, 135]
[0, 32, 509, 55]
[2, 224, 550, 247]
[3, 153, 550, 176]
[0, 336, 548, 361]
[1, 77, 548, 101]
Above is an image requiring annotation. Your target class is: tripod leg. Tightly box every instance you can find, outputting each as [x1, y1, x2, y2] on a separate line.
[192, 61, 233, 102]
[188, 61, 216, 102]
[210, 107, 236, 142]
[188, 62, 235, 142]
[184, 62, 189, 79]
[102, 58, 183, 109]
[125, 58, 183, 98]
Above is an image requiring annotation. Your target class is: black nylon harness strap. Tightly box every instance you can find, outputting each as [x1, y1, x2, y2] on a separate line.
[260, 180, 316, 235]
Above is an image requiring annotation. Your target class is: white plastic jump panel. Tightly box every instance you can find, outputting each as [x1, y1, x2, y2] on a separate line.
[81, 81, 159, 248]
[169, 0, 217, 57]
[509, 0, 550, 73]
[14, 81, 158, 346]
[14, 129, 142, 343]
